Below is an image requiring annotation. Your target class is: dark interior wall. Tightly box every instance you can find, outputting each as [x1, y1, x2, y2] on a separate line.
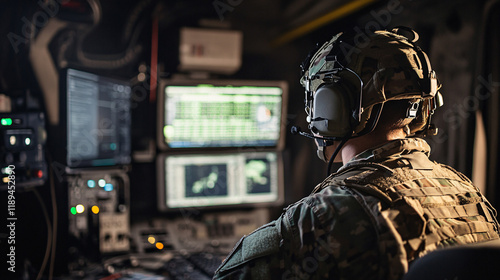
[477, 0, 500, 209]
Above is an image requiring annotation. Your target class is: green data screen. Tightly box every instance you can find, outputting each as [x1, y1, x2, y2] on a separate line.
[162, 83, 284, 148]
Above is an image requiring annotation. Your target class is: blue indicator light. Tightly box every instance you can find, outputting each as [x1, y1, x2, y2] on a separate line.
[87, 180, 96, 188]
[104, 183, 114, 191]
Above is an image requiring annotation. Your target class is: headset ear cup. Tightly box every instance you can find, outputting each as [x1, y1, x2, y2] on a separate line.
[310, 83, 355, 137]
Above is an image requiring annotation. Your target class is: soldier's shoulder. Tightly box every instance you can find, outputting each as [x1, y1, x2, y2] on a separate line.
[283, 186, 378, 236]
[213, 220, 282, 278]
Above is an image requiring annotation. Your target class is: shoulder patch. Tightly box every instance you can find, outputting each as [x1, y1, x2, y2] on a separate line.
[216, 221, 281, 273]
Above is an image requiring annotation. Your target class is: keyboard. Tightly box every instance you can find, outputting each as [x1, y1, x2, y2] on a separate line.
[92, 251, 224, 280]
[163, 252, 224, 280]
[187, 252, 224, 276]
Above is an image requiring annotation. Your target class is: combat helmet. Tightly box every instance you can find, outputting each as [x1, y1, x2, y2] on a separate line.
[300, 27, 443, 144]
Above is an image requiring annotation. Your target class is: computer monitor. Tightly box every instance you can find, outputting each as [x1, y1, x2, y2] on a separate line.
[157, 151, 284, 211]
[157, 79, 288, 151]
[59, 68, 132, 169]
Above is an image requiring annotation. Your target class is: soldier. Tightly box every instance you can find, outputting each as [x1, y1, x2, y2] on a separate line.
[212, 27, 500, 280]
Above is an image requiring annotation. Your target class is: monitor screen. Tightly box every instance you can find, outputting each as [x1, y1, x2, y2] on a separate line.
[157, 151, 284, 210]
[157, 79, 288, 151]
[61, 68, 132, 168]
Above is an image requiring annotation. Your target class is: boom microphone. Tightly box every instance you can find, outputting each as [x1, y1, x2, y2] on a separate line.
[291, 125, 315, 139]
[290, 126, 337, 146]
[291, 125, 350, 175]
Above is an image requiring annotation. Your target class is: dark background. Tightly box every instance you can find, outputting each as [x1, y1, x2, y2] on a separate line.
[1, 0, 500, 278]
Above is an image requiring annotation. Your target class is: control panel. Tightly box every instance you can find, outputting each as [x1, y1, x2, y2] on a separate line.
[0, 112, 47, 189]
[67, 170, 130, 256]
[131, 208, 270, 255]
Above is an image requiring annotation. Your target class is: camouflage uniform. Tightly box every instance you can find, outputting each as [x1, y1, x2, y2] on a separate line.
[213, 138, 500, 280]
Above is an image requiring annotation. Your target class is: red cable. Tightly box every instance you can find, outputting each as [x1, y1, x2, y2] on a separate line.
[150, 18, 158, 103]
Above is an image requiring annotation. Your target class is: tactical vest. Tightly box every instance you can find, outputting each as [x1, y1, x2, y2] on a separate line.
[312, 153, 500, 276]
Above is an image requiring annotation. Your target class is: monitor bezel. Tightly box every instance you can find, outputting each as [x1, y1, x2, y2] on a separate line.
[156, 78, 288, 152]
[58, 67, 132, 171]
[156, 151, 285, 212]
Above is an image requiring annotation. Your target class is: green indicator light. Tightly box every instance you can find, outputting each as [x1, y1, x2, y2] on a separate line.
[1, 118, 13, 126]
[70, 207, 77, 215]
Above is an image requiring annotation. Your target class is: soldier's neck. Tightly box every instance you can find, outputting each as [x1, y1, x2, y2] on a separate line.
[340, 128, 407, 164]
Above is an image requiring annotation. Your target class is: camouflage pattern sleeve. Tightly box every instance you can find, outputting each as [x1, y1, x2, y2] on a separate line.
[279, 186, 384, 279]
[214, 185, 386, 279]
